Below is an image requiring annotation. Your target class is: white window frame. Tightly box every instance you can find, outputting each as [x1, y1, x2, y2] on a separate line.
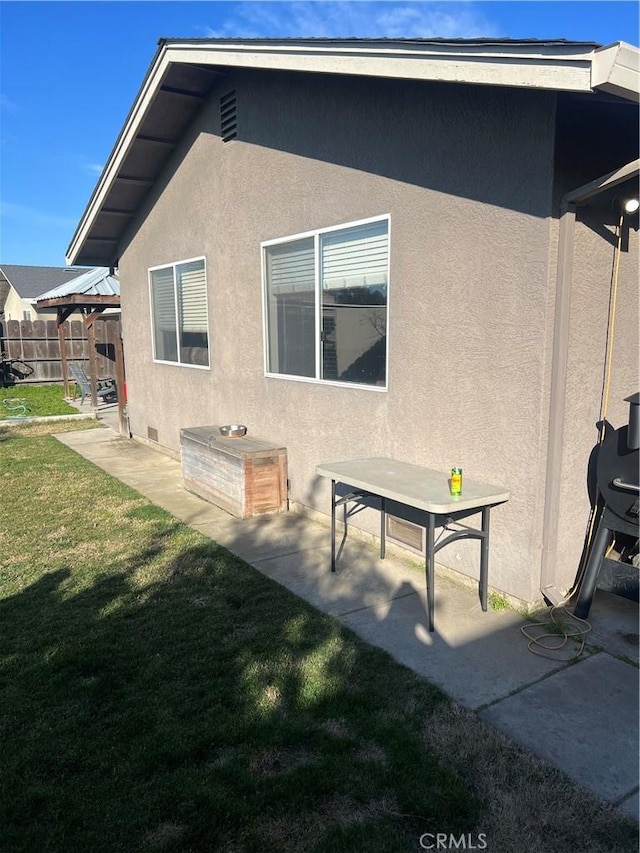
[261, 215, 390, 391]
[148, 256, 210, 369]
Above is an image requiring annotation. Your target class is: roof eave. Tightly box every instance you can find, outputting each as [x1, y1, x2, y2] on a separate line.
[66, 38, 640, 267]
[592, 41, 640, 102]
[66, 40, 172, 267]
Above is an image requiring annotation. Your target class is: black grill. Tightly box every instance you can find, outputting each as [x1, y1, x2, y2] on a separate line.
[574, 393, 639, 618]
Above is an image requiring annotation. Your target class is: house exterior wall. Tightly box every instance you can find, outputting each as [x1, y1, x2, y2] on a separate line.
[553, 207, 639, 593]
[118, 70, 558, 603]
[3, 287, 57, 321]
[3, 288, 26, 320]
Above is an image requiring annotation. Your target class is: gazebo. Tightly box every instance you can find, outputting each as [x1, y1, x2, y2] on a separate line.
[35, 267, 126, 434]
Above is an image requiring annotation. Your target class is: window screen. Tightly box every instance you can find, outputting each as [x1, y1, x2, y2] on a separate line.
[150, 258, 209, 367]
[263, 218, 388, 388]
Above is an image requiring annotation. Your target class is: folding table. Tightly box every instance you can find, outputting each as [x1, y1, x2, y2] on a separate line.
[315, 457, 509, 631]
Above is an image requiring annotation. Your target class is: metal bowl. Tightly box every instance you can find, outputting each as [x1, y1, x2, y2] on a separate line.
[219, 424, 247, 438]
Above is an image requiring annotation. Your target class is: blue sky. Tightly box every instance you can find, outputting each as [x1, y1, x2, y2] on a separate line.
[1, 1, 638, 267]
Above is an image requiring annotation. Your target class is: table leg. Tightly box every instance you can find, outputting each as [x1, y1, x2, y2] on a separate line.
[480, 507, 489, 611]
[331, 479, 336, 573]
[380, 496, 386, 559]
[426, 513, 435, 632]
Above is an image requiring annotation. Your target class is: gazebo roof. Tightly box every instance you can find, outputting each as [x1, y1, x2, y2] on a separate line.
[34, 267, 124, 424]
[35, 266, 120, 309]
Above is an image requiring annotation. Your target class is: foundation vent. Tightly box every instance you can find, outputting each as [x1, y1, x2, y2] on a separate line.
[220, 91, 237, 143]
[386, 515, 425, 554]
[147, 426, 159, 442]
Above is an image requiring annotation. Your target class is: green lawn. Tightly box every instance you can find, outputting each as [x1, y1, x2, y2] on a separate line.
[0, 424, 636, 853]
[0, 383, 79, 417]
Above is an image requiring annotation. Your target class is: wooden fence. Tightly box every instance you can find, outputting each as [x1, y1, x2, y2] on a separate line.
[0, 317, 121, 385]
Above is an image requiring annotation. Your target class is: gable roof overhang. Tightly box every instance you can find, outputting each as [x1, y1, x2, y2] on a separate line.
[66, 37, 640, 268]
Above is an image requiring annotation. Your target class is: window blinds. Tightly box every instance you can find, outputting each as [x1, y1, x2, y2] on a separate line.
[321, 221, 388, 291]
[177, 260, 208, 333]
[151, 267, 177, 331]
[266, 238, 315, 295]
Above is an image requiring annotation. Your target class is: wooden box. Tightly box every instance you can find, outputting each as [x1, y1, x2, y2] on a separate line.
[180, 426, 287, 518]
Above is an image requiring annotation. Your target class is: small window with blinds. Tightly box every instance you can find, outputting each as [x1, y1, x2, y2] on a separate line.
[262, 216, 389, 388]
[149, 257, 209, 367]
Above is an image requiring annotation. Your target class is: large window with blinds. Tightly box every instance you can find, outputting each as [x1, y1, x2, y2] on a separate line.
[149, 257, 209, 367]
[262, 216, 389, 388]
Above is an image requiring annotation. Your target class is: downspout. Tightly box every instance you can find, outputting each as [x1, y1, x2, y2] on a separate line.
[540, 159, 640, 605]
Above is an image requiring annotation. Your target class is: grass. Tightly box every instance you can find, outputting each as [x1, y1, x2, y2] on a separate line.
[0, 423, 637, 853]
[0, 382, 79, 417]
[487, 592, 509, 612]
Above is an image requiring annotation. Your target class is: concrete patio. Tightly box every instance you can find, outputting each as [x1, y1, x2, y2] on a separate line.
[55, 413, 639, 822]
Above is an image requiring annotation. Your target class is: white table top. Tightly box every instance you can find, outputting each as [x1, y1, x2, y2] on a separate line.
[316, 457, 509, 514]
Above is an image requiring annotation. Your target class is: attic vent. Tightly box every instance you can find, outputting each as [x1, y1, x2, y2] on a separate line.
[386, 515, 425, 554]
[220, 91, 237, 143]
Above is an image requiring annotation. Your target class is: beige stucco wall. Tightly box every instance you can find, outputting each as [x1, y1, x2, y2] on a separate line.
[3, 288, 56, 322]
[553, 205, 639, 593]
[118, 70, 560, 603]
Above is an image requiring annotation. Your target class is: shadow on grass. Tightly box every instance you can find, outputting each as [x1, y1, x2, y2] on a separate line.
[2, 430, 637, 852]
[0, 521, 472, 853]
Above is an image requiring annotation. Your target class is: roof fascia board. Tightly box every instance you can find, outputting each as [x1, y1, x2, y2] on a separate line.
[166, 42, 594, 92]
[591, 42, 640, 102]
[163, 37, 600, 60]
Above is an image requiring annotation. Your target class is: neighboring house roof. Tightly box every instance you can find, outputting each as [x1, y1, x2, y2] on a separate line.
[66, 37, 640, 267]
[0, 264, 87, 300]
[34, 266, 120, 301]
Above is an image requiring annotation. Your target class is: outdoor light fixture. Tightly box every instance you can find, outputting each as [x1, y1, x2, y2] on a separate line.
[622, 198, 639, 214]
